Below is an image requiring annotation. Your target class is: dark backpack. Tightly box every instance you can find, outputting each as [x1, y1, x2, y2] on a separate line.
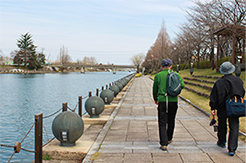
[166, 71, 182, 97]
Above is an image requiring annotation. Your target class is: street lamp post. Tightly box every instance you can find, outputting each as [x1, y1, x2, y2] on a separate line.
[190, 63, 193, 75]
[235, 56, 242, 77]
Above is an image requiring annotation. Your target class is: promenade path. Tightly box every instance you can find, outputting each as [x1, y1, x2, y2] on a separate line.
[82, 75, 246, 163]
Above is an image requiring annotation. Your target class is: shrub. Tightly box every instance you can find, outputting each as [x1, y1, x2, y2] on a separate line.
[198, 60, 211, 69]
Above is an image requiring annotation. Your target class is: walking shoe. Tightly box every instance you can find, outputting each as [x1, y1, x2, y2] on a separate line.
[217, 141, 226, 148]
[160, 145, 167, 151]
[228, 148, 235, 156]
[228, 150, 235, 156]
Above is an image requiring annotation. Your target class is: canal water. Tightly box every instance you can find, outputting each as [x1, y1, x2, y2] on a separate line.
[0, 71, 132, 163]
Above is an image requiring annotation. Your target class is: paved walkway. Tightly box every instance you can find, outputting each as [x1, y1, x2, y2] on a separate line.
[82, 76, 246, 163]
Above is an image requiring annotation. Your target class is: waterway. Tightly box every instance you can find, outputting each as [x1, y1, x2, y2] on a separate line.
[0, 71, 132, 163]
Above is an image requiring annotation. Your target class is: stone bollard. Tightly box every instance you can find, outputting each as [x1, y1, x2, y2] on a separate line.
[100, 89, 114, 104]
[85, 96, 105, 118]
[116, 82, 123, 91]
[52, 111, 84, 146]
[109, 85, 120, 97]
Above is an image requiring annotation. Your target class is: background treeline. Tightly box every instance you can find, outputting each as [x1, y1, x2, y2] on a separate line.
[143, 0, 245, 73]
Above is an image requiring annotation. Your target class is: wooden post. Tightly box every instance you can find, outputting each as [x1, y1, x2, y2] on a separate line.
[89, 91, 92, 97]
[35, 113, 43, 163]
[96, 88, 99, 96]
[78, 96, 82, 117]
[106, 84, 108, 89]
[102, 86, 104, 91]
[62, 102, 67, 112]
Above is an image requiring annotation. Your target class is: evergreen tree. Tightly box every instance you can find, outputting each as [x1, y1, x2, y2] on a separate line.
[15, 32, 37, 68]
[14, 32, 45, 69]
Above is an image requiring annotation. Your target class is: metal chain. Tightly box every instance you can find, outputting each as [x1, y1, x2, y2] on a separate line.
[0, 144, 15, 148]
[21, 148, 35, 153]
[43, 123, 49, 142]
[67, 106, 74, 112]
[43, 108, 62, 119]
[73, 103, 78, 110]
[7, 151, 15, 163]
[21, 122, 35, 143]
[43, 137, 55, 147]
[82, 95, 89, 99]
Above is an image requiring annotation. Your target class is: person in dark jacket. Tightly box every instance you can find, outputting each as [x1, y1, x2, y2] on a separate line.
[153, 59, 185, 151]
[210, 61, 245, 156]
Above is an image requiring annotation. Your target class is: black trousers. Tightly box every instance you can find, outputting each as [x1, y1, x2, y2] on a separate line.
[157, 102, 178, 146]
[217, 109, 239, 151]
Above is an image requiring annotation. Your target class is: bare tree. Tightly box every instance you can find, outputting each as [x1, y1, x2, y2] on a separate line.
[58, 46, 71, 64]
[143, 0, 245, 72]
[143, 20, 171, 72]
[82, 56, 97, 65]
[186, 0, 246, 68]
[131, 53, 145, 73]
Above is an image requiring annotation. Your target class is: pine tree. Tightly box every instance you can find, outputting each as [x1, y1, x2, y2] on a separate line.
[15, 32, 37, 68]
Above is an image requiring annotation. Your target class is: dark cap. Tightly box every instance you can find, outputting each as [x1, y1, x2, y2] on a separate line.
[161, 59, 172, 67]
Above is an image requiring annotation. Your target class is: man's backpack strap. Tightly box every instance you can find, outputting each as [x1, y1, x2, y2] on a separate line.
[165, 93, 168, 113]
[165, 70, 171, 114]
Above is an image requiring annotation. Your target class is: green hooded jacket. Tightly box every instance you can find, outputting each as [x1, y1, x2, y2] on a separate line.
[153, 69, 185, 102]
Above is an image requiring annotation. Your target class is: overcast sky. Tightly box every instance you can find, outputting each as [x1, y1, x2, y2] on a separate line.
[0, 0, 200, 65]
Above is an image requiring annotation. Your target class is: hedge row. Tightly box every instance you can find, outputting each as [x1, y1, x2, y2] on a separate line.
[172, 56, 233, 70]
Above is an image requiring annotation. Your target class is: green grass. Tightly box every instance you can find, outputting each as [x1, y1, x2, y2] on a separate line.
[42, 154, 52, 160]
[185, 85, 211, 95]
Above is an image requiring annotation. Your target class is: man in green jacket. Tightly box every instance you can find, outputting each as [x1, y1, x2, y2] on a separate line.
[153, 59, 185, 151]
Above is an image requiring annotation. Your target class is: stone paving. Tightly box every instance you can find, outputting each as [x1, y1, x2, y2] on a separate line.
[82, 76, 246, 163]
